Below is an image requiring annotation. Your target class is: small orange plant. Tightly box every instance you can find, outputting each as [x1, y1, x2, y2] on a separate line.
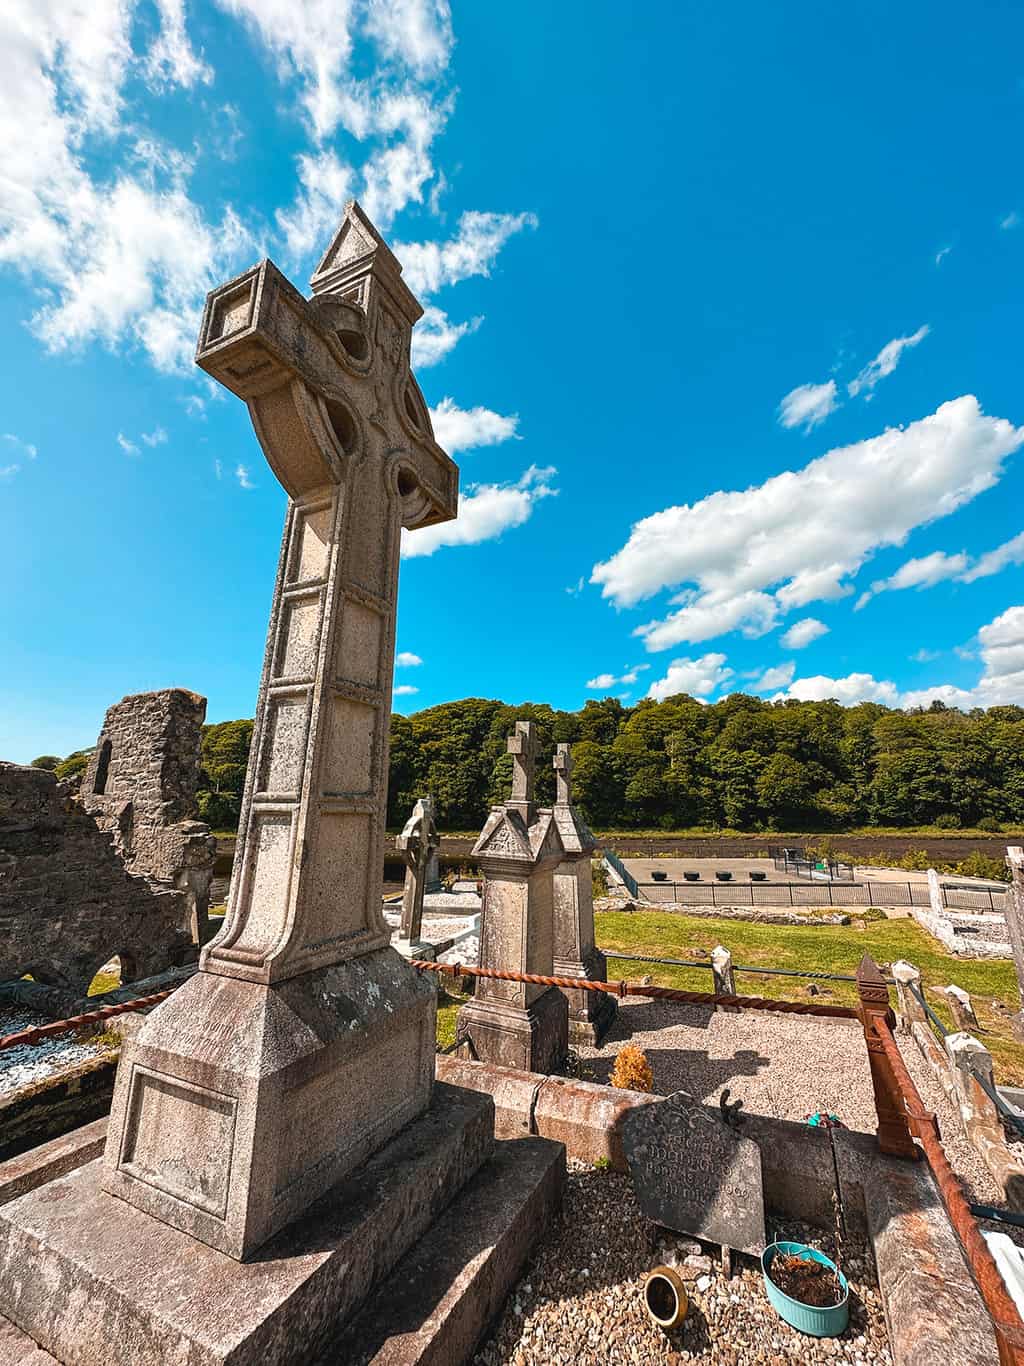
[610, 1043, 653, 1093]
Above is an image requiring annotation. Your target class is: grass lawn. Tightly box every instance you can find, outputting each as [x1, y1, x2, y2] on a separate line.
[435, 987, 471, 1049]
[595, 909, 1024, 1084]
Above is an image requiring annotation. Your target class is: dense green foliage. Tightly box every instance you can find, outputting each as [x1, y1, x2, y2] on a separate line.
[30, 755, 60, 771]
[196, 719, 254, 830]
[53, 749, 91, 780]
[74, 692, 1023, 835]
[389, 693, 1024, 833]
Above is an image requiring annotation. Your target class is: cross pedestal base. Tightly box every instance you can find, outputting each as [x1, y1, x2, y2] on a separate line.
[100, 950, 436, 1259]
[555, 948, 618, 1046]
[456, 984, 567, 1075]
[0, 1085, 495, 1366]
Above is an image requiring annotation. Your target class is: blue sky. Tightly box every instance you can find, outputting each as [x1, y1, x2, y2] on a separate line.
[2, 0, 1024, 764]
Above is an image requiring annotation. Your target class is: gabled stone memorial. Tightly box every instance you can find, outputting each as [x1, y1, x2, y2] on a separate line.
[551, 743, 617, 1044]
[0, 203, 565, 1366]
[456, 721, 569, 1073]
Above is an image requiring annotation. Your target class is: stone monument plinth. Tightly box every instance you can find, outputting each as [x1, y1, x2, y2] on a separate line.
[551, 743, 617, 1044]
[456, 722, 568, 1073]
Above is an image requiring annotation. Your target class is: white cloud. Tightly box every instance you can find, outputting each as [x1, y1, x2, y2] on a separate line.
[856, 549, 968, 608]
[0, 4, 255, 375]
[935, 245, 953, 267]
[847, 326, 929, 399]
[779, 673, 901, 706]
[183, 395, 207, 419]
[912, 648, 939, 663]
[777, 605, 1024, 711]
[2, 434, 37, 461]
[141, 427, 168, 447]
[778, 379, 838, 432]
[858, 530, 1024, 607]
[397, 211, 538, 298]
[1001, 212, 1020, 231]
[396, 651, 423, 667]
[402, 464, 556, 558]
[429, 397, 518, 453]
[235, 463, 254, 489]
[411, 306, 481, 368]
[751, 661, 796, 692]
[646, 654, 735, 702]
[146, 0, 214, 89]
[365, 0, 453, 74]
[565, 576, 585, 596]
[0, 465, 20, 479]
[585, 665, 648, 690]
[780, 618, 829, 649]
[592, 397, 1023, 650]
[393, 683, 419, 696]
[117, 432, 139, 457]
[276, 149, 353, 262]
[960, 531, 1024, 583]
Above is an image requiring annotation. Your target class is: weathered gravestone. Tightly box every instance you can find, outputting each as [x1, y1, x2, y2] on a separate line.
[622, 1090, 766, 1256]
[395, 793, 440, 958]
[551, 743, 616, 1044]
[456, 720, 569, 1073]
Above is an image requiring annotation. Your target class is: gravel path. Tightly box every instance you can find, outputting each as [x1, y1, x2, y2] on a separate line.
[575, 997, 1005, 1204]
[474, 1163, 891, 1365]
[0, 1008, 109, 1096]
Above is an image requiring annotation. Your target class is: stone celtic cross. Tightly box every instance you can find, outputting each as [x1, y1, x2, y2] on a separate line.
[100, 201, 459, 1260]
[396, 794, 440, 947]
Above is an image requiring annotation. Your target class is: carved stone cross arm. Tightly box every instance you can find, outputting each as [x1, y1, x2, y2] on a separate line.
[192, 202, 458, 987]
[554, 743, 573, 805]
[507, 721, 537, 808]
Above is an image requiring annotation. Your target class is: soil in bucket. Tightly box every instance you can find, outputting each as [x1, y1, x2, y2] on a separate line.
[769, 1253, 843, 1307]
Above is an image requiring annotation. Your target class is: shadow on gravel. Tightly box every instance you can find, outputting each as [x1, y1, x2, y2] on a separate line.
[581, 1044, 770, 1095]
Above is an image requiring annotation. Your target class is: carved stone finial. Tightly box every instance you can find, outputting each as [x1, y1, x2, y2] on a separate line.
[554, 743, 572, 805]
[507, 721, 537, 805]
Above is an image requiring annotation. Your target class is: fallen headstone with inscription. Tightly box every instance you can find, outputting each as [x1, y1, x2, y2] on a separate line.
[622, 1090, 766, 1258]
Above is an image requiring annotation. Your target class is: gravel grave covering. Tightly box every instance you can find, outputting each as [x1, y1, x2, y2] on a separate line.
[474, 1162, 890, 1365]
[0, 1008, 109, 1096]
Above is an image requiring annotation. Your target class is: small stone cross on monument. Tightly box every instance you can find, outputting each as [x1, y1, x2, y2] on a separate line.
[507, 720, 537, 814]
[554, 743, 572, 805]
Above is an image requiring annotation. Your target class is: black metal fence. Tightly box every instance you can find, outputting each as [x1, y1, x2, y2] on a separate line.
[767, 845, 855, 881]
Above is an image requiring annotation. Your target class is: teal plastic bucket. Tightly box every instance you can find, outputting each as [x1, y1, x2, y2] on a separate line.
[762, 1241, 850, 1338]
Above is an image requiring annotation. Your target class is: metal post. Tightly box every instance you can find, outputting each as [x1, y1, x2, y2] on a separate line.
[856, 953, 919, 1159]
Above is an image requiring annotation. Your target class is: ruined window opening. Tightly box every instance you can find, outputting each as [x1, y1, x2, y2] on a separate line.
[93, 739, 112, 795]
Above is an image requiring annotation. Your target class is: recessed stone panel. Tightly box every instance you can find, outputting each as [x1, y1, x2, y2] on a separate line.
[335, 599, 381, 688]
[119, 1067, 237, 1219]
[258, 696, 309, 796]
[208, 280, 255, 342]
[302, 812, 371, 949]
[275, 594, 322, 681]
[322, 695, 376, 795]
[235, 814, 293, 957]
[289, 504, 333, 584]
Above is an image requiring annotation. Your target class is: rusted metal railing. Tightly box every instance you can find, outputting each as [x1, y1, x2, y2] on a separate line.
[0, 989, 176, 1053]
[411, 959, 859, 1019]
[855, 953, 1024, 1365]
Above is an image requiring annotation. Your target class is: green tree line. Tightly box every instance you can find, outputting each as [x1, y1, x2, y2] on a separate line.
[170, 693, 1024, 834]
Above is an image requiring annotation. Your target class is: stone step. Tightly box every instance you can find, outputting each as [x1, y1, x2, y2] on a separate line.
[330, 1136, 565, 1366]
